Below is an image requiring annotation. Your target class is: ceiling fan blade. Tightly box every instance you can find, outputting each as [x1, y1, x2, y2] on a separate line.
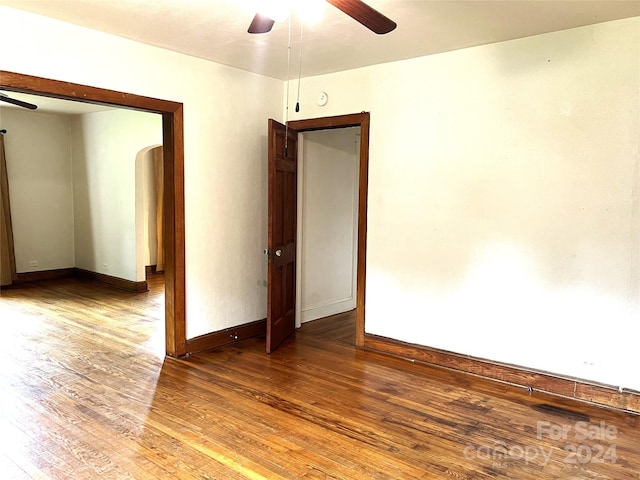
[0, 94, 38, 110]
[327, 0, 397, 34]
[248, 13, 276, 34]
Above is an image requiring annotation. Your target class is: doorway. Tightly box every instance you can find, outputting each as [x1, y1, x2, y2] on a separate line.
[295, 127, 360, 327]
[288, 113, 370, 346]
[0, 71, 186, 357]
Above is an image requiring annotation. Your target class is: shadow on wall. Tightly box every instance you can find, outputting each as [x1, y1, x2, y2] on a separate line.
[70, 119, 96, 272]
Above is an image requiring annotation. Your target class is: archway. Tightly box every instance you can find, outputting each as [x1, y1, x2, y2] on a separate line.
[135, 144, 164, 282]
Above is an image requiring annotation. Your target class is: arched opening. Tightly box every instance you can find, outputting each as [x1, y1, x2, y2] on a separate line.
[135, 144, 164, 281]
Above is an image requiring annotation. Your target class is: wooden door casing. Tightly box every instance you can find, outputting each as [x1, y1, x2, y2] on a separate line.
[0, 70, 186, 357]
[288, 113, 370, 347]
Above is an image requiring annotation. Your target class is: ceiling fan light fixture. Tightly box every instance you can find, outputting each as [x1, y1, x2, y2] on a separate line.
[256, 0, 324, 24]
[294, 0, 325, 24]
[257, 0, 289, 23]
[248, 0, 396, 35]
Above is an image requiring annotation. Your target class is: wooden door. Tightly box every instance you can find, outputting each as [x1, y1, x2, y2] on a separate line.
[266, 119, 298, 353]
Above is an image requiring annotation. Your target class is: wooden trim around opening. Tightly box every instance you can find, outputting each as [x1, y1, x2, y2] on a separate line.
[365, 334, 640, 414]
[288, 112, 370, 348]
[0, 70, 186, 357]
[185, 319, 267, 355]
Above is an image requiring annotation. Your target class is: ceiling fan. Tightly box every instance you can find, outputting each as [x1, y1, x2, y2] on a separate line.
[248, 0, 397, 35]
[0, 92, 38, 110]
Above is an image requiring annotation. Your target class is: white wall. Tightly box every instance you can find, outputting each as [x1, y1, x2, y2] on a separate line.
[288, 18, 640, 390]
[0, 107, 74, 273]
[0, 6, 283, 338]
[297, 128, 359, 323]
[70, 110, 162, 282]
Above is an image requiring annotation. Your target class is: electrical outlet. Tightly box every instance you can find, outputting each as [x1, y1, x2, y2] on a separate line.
[29, 260, 38, 267]
[103, 263, 109, 271]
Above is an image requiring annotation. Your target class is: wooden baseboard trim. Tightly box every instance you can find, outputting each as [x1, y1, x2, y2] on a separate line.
[10, 268, 148, 293]
[364, 334, 640, 414]
[14, 268, 75, 284]
[185, 319, 267, 356]
[145, 265, 162, 275]
[74, 268, 148, 293]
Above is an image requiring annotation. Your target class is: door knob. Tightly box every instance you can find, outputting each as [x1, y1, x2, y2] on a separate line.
[275, 249, 282, 257]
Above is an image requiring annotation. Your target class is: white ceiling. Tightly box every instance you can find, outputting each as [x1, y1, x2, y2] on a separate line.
[1, 0, 639, 114]
[1, 0, 639, 81]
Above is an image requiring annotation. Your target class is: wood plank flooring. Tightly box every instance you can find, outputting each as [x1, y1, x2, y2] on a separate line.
[0, 276, 638, 479]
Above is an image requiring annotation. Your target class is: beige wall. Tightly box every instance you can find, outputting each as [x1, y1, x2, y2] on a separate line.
[288, 17, 640, 390]
[0, 6, 283, 338]
[70, 110, 162, 282]
[0, 107, 75, 273]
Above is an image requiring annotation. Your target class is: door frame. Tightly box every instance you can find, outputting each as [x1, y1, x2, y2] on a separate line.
[0, 71, 187, 357]
[288, 113, 370, 346]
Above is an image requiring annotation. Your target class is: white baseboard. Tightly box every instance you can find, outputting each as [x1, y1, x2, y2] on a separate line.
[301, 298, 356, 323]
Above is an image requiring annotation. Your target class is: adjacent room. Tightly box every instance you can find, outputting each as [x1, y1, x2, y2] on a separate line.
[0, 1, 639, 478]
[0, 101, 163, 288]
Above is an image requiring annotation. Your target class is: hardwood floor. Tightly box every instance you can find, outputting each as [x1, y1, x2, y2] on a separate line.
[0, 276, 638, 479]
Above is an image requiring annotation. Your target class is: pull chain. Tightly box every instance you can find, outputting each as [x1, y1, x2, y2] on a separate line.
[284, 13, 292, 158]
[295, 22, 303, 113]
